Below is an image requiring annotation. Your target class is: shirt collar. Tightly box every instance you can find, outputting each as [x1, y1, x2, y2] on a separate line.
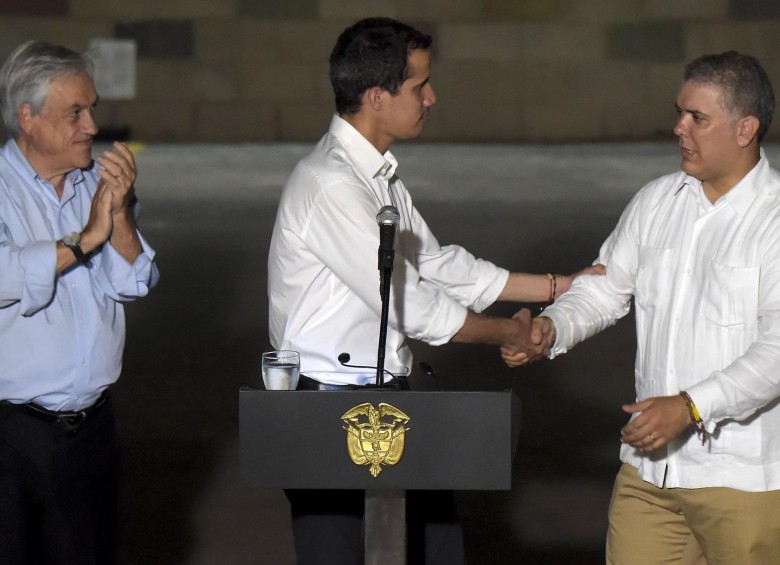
[328, 114, 398, 182]
[674, 148, 768, 218]
[720, 148, 767, 218]
[1, 137, 86, 191]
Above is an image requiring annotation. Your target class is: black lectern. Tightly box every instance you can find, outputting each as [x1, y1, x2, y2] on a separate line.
[239, 388, 521, 563]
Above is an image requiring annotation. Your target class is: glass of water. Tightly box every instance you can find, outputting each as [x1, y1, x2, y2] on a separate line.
[261, 350, 300, 390]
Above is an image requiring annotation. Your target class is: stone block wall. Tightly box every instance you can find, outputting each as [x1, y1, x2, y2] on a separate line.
[1, 0, 780, 142]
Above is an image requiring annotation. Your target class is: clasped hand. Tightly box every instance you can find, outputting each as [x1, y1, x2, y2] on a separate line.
[500, 313, 554, 367]
[82, 142, 137, 248]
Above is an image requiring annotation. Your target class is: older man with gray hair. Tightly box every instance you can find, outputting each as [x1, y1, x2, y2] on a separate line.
[0, 40, 158, 564]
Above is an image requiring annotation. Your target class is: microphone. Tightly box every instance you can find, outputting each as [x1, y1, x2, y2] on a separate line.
[338, 353, 439, 382]
[338, 352, 400, 379]
[376, 205, 399, 271]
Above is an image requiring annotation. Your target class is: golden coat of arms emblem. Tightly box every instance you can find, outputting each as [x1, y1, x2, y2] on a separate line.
[341, 402, 411, 477]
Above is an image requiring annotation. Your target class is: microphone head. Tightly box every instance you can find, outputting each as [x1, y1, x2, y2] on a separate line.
[338, 352, 351, 364]
[376, 205, 399, 228]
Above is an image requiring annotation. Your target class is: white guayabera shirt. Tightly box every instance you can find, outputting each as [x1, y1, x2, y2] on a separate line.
[544, 149, 780, 492]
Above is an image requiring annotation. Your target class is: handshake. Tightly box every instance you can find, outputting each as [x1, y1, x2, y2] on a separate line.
[500, 310, 556, 368]
[498, 262, 605, 367]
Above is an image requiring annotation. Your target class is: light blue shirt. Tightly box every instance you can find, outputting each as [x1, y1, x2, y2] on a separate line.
[0, 139, 159, 411]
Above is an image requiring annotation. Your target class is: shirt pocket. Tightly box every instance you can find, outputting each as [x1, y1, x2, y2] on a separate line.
[635, 245, 675, 309]
[701, 261, 759, 327]
[710, 419, 762, 459]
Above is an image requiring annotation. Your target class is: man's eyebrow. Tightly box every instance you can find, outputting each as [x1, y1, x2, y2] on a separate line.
[675, 103, 705, 117]
[69, 95, 99, 110]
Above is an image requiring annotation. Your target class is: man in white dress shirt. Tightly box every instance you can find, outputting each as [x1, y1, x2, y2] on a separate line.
[506, 51, 780, 564]
[268, 17, 601, 565]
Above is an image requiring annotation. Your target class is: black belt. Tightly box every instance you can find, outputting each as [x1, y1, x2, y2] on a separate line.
[297, 374, 409, 391]
[15, 390, 110, 433]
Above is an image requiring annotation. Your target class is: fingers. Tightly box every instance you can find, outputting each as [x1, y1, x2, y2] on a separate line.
[620, 421, 664, 452]
[81, 180, 114, 248]
[622, 398, 652, 414]
[501, 349, 528, 368]
[511, 307, 532, 323]
[619, 395, 691, 453]
[571, 263, 606, 279]
[95, 142, 137, 188]
[501, 313, 555, 368]
[622, 429, 661, 452]
[95, 143, 138, 214]
[588, 263, 606, 276]
[531, 316, 553, 347]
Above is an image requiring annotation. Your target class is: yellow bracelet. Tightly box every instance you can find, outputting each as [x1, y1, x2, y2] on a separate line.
[680, 390, 706, 445]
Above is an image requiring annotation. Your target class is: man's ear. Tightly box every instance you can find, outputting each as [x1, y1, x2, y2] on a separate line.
[736, 115, 760, 147]
[365, 86, 384, 111]
[18, 103, 36, 136]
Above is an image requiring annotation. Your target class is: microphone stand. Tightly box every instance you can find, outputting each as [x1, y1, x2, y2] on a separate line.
[376, 249, 393, 386]
[375, 205, 399, 388]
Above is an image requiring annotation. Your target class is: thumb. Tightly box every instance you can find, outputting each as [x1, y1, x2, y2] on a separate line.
[622, 398, 651, 414]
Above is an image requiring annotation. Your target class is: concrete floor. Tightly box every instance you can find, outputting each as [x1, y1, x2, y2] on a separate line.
[108, 140, 759, 564]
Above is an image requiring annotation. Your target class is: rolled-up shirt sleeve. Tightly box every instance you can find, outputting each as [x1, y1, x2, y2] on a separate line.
[96, 231, 159, 301]
[3, 238, 58, 315]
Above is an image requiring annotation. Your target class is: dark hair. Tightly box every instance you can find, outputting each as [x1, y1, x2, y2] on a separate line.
[329, 18, 432, 115]
[684, 50, 775, 142]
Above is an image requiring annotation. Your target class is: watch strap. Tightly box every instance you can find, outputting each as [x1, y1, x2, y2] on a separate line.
[63, 240, 89, 264]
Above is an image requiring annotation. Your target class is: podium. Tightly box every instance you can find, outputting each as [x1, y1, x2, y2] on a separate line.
[239, 388, 521, 563]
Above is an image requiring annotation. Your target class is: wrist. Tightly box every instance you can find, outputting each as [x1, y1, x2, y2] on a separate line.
[556, 274, 572, 297]
[546, 273, 558, 304]
[679, 390, 707, 445]
[537, 315, 557, 345]
[61, 232, 90, 265]
[79, 229, 104, 255]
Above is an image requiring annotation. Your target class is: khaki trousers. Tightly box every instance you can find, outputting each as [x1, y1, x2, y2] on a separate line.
[606, 463, 780, 565]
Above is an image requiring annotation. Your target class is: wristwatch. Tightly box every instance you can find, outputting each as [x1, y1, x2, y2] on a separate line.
[61, 232, 89, 264]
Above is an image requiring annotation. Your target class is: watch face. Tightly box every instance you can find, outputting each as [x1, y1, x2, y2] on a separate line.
[63, 232, 81, 246]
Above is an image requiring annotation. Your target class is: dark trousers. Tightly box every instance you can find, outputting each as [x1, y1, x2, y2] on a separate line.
[0, 396, 120, 565]
[285, 488, 465, 565]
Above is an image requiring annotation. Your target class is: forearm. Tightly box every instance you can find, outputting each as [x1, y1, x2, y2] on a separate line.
[688, 338, 780, 429]
[55, 240, 79, 273]
[543, 279, 631, 356]
[498, 272, 567, 303]
[108, 207, 143, 264]
[452, 310, 525, 350]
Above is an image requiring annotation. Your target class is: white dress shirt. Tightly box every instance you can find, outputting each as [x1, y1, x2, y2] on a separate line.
[543, 149, 780, 492]
[268, 115, 508, 385]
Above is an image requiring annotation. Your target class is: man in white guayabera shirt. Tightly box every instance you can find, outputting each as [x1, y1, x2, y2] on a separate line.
[505, 51, 780, 564]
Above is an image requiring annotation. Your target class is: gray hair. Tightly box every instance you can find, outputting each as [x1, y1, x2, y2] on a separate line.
[0, 40, 94, 137]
